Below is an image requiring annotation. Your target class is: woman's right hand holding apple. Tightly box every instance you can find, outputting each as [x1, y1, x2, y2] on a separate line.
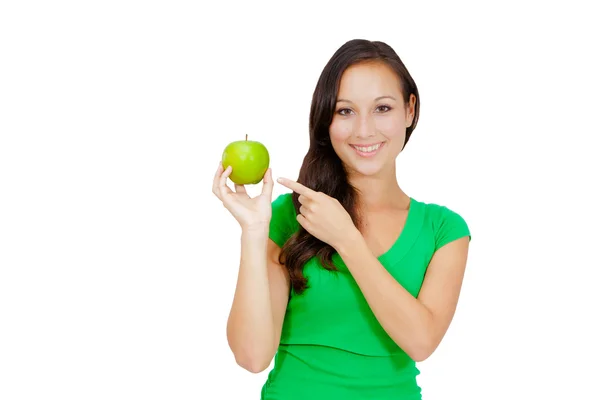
[212, 162, 274, 231]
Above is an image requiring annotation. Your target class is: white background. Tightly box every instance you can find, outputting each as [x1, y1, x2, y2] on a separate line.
[1, 1, 599, 399]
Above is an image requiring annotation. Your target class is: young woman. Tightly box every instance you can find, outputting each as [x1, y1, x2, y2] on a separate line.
[212, 39, 471, 399]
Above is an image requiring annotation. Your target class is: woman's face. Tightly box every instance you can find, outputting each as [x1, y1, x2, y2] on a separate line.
[329, 61, 416, 178]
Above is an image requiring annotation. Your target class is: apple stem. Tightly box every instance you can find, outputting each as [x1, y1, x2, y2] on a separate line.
[245, 134, 248, 141]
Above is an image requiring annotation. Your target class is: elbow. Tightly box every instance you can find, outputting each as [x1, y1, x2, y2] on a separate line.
[234, 353, 271, 373]
[409, 348, 433, 362]
[405, 335, 438, 362]
[227, 336, 274, 373]
[227, 335, 275, 374]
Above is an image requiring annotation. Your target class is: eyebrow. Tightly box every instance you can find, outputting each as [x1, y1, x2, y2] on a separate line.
[336, 95, 397, 103]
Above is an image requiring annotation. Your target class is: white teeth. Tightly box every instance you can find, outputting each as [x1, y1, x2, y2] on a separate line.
[353, 143, 381, 153]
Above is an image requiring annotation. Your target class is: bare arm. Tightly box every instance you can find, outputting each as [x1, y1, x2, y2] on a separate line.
[337, 233, 470, 362]
[226, 227, 290, 373]
[212, 164, 290, 373]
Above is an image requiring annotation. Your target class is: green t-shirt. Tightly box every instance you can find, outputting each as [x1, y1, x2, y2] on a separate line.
[261, 192, 471, 400]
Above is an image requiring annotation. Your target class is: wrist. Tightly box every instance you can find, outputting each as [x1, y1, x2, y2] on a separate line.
[241, 222, 270, 237]
[334, 227, 363, 256]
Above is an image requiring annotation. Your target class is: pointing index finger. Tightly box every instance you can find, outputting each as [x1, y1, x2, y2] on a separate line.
[277, 177, 315, 197]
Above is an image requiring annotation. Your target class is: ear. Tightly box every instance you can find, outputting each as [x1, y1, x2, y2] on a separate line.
[406, 93, 417, 127]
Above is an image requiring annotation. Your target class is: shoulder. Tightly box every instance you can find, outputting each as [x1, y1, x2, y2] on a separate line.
[269, 192, 299, 247]
[271, 192, 296, 221]
[416, 198, 471, 251]
[420, 200, 467, 223]
[272, 192, 293, 208]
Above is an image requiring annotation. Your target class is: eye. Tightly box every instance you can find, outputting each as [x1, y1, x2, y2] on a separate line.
[376, 105, 392, 113]
[337, 108, 353, 116]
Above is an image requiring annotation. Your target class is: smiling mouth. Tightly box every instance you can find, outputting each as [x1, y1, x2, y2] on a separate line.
[349, 142, 385, 157]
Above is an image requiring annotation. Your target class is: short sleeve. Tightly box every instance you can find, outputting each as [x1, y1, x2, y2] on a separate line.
[269, 193, 298, 247]
[434, 206, 471, 252]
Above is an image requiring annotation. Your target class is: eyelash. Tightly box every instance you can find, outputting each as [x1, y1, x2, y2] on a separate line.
[337, 105, 392, 115]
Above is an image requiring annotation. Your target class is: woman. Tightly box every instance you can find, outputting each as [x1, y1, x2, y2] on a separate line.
[212, 39, 471, 399]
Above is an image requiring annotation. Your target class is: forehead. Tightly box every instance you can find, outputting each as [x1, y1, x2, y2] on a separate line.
[337, 61, 402, 99]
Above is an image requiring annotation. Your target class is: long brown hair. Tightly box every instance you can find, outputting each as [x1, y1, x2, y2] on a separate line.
[280, 39, 421, 295]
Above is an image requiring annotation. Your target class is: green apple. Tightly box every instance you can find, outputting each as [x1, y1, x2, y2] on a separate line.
[221, 135, 270, 185]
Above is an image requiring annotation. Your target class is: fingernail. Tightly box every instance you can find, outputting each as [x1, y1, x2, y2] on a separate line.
[277, 178, 283, 183]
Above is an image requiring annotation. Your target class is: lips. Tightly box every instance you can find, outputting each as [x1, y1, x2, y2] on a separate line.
[350, 142, 385, 157]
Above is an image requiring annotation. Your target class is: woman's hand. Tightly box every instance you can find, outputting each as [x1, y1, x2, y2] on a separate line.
[276, 177, 359, 250]
[212, 162, 274, 231]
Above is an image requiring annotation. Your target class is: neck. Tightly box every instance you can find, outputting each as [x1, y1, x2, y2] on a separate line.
[348, 166, 408, 210]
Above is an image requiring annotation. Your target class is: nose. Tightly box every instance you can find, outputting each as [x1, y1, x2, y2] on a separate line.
[354, 114, 376, 139]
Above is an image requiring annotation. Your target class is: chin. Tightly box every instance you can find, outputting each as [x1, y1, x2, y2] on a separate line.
[346, 162, 385, 177]
[342, 153, 386, 176]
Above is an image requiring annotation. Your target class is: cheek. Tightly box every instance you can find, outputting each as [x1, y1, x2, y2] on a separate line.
[329, 118, 353, 144]
[375, 115, 406, 139]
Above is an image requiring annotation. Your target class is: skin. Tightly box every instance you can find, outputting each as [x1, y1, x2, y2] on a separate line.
[213, 165, 288, 373]
[214, 60, 470, 372]
[277, 61, 471, 362]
